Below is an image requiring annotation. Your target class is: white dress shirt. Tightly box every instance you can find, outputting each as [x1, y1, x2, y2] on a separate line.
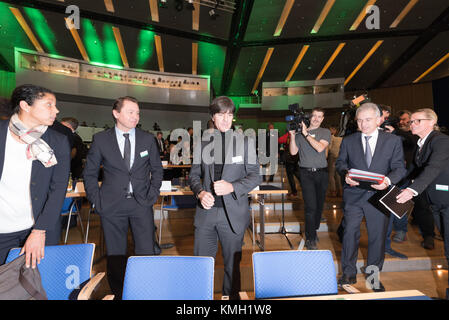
[115, 126, 135, 192]
[361, 128, 391, 186]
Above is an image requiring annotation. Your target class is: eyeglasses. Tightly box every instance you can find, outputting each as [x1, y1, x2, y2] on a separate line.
[408, 119, 432, 125]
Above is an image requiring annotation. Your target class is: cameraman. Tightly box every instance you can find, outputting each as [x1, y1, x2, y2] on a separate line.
[289, 108, 331, 250]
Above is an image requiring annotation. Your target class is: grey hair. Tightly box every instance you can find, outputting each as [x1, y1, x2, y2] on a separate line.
[356, 103, 381, 118]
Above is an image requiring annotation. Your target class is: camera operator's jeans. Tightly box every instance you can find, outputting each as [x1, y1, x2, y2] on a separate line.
[299, 168, 328, 241]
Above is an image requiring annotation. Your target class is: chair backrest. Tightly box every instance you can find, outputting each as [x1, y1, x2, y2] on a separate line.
[61, 197, 77, 214]
[122, 256, 214, 300]
[252, 250, 338, 299]
[6, 244, 95, 300]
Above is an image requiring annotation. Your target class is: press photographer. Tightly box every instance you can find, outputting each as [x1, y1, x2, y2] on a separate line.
[289, 106, 331, 250]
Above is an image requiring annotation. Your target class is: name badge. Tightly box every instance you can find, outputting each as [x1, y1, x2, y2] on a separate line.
[232, 156, 243, 163]
[140, 150, 149, 158]
[436, 184, 449, 191]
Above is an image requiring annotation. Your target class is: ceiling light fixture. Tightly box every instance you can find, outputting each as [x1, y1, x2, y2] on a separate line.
[390, 0, 419, 28]
[350, 0, 377, 31]
[252, 47, 274, 94]
[344, 40, 383, 86]
[149, 0, 160, 22]
[273, 0, 295, 37]
[316, 42, 345, 80]
[413, 52, 449, 83]
[65, 17, 90, 62]
[311, 0, 336, 34]
[285, 45, 310, 81]
[9, 7, 44, 53]
[112, 27, 129, 68]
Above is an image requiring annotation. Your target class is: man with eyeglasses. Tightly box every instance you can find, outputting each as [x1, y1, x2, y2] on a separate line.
[397, 109, 449, 298]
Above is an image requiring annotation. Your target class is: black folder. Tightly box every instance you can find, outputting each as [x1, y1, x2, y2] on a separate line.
[368, 186, 414, 219]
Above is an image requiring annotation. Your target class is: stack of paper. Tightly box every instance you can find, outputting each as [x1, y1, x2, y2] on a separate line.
[348, 169, 385, 184]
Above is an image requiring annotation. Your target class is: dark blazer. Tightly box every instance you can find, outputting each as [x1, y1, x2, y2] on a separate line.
[408, 130, 449, 206]
[83, 127, 163, 214]
[336, 130, 407, 203]
[189, 131, 262, 234]
[0, 119, 71, 231]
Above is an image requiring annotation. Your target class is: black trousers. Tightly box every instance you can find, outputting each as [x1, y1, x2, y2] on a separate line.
[298, 168, 328, 241]
[100, 197, 155, 299]
[341, 192, 389, 277]
[413, 192, 435, 239]
[194, 206, 245, 298]
[0, 225, 60, 265]
[285, 161, 301, 193]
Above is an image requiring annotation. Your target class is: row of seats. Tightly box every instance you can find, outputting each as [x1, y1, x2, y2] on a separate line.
[6, 244, 338, 300]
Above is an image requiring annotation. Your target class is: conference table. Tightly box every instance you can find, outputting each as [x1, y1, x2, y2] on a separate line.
[239, 289, 432, 300]
[159, 185, 288, 251]
[66, 181, 288, 251]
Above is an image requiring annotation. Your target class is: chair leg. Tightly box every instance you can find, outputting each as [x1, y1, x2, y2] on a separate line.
[85, 204, 93, 244]
[158, 197, 165, 244]
[64, 212, 72, 244]
[252, 209, 255, 247]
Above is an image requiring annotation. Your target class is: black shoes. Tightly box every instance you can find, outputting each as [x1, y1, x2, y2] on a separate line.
[305, 239, 318, 250]
[421, 236, 435, 250]
[338, 274, 357, 287]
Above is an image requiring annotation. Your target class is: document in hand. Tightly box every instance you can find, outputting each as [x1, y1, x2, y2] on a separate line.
[348, 169, 385, 184]
[379, 186, 414, 219]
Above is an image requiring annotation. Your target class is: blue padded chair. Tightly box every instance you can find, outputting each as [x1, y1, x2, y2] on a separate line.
[61, 197, 85, 244]
[122, 256, 214, 300]
[6, 243, 103, 300]
[252, 250, 338, 299]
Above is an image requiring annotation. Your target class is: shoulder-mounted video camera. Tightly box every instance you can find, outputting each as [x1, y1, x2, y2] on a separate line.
[285, 103, 311, 133]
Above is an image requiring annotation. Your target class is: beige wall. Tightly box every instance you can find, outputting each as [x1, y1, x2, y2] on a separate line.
[346, 82, 434, 116]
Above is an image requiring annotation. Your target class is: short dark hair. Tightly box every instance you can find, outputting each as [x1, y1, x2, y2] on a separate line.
[61, 117, 79, 130]
[112, 96, 139, 113]
[312, 107, 325, 115]
[398, 110, 411, 117]
[209, 96, 235, 117]
[379, 104, 391, 113]
[11, 84, 54, 114]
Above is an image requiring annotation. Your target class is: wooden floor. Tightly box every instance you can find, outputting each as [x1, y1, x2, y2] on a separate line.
[64, 182, 449, 300]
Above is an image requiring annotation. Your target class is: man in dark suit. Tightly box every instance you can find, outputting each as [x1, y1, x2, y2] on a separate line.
[336, 103, 406, 292]
[83, 96, 163, 299]
[0, 84, 70, 266]
[61, 117, 88, 181]
[189, 96, 261, 299]
[397, 108, 449, 298]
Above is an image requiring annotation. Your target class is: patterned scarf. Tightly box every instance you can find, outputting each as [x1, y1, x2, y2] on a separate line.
[8, 114, 57, 168]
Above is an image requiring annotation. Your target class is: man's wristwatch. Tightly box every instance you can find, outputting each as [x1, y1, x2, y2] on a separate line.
[196, 189, 204, 199]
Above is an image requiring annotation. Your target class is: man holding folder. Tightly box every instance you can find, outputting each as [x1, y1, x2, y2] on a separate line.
[336, 103, 406, 291]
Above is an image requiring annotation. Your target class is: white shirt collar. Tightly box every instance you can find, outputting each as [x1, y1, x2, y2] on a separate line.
[115, 126, 135, 139]
[417, 130, 433, 148]
[362, 128, 379, 140]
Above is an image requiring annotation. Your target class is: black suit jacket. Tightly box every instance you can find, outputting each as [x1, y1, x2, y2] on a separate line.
[83, 127, 163, 214]
[408, 130, 449, 206]
[189, 131, 261, 234]
[336, 130, 407, 204]
[0, 119, 71, 231]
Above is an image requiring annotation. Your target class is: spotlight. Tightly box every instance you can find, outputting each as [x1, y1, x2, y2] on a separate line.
[209, 9, 219, 20]
[186, 0, 195, 10]
[159, 0, 167, 9]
